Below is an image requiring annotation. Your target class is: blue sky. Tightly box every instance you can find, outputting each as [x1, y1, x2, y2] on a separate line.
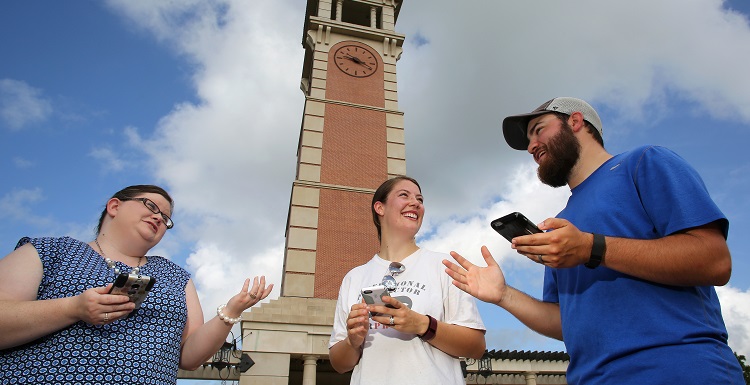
[2, 0, 750, 382]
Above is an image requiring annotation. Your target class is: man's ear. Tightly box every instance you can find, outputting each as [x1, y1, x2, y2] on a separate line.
[569, 111, 586, 132]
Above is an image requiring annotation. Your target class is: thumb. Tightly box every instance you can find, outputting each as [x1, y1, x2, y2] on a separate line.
[96, 284, 114, 294]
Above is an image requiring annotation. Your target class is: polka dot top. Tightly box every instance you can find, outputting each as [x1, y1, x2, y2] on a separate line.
[0, 236, 190, 385]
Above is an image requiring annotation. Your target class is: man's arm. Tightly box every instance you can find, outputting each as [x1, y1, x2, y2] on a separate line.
[602, 221, 730, 286]
[515, 219, 731, 287]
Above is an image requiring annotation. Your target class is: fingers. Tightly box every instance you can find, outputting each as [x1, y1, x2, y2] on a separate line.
[539, 217, 568, 230]
[480, 246, 499, 267]
[259, 283, 273, 300]
[248, 276, 260, 299]
[241, 278, 251, 293]
[448, 251, 472, 270]
[380, 295, 401, 308]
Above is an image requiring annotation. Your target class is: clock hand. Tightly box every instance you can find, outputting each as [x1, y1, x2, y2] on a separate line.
[343, 54, 374, 70]
[350, 57, 373, 70]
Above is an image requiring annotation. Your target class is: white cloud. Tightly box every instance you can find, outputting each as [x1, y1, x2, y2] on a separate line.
[12, 157, 34, 169]
[0, 188, 46, 222]
[100, 0, 750, 357]
[0, 188, 90, 241]
[717, 285, 750, 355]
[0, 79, 53, 131]
[89, 147, 127, 173]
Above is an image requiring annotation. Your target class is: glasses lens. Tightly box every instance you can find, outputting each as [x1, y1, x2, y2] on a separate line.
[142, 199, 159, 214]
[382, 275, 397, 291]
[388, 262, 405, 276]
[163, 215, 174, 229]
[137, 198, 174, 229]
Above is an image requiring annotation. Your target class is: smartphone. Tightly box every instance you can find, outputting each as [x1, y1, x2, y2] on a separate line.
[108, 273, 156, 309]
[361, 284, 395, 316]
[491, 212, 542, 242]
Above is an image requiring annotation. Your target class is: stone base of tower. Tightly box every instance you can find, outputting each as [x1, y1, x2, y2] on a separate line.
[237, 296, 350, 385]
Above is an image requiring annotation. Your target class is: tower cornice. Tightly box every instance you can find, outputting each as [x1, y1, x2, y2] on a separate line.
[308, 16, 405, 46]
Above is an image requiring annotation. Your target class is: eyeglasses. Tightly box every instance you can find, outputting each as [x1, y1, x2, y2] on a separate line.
[121, 197, 174, 229]
[381, 262, 405, 292]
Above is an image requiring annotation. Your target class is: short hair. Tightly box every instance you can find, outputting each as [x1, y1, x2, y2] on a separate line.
[552, 112, 604, 147]
[96, 185, 173, 235]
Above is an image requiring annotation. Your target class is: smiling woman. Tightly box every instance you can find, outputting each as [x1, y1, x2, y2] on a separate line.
[0, 184, 274, 385]
[328, 176, 487, 385]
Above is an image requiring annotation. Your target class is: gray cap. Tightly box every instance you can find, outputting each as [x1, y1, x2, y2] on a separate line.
[502, 97, 603, 150]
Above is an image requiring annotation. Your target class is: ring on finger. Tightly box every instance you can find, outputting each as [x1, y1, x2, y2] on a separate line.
[249, 293, 257, 299]
[537, 254, 545, 264]
[104, 312, 109, 322]
[389, 315, 395, 326]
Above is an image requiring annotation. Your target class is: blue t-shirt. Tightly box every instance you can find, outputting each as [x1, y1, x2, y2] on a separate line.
[0, 237, 191, 385]
[544, 145, 742, 384]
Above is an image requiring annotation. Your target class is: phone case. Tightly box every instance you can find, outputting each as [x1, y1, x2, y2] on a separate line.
[108, 273, 156, 309]
[491, 212, 541, 242]
[361, 284, 394, 316]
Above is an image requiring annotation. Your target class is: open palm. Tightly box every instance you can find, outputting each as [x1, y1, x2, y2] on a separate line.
[444, 246, 507, 305]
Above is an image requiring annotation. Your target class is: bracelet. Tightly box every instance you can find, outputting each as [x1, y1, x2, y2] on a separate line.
[217, 304, 242, 324]
[585, 233, 606, 269]
[419, 314, 438, 341]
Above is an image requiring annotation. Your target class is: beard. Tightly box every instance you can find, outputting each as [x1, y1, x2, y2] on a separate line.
[537, 121, 581, 187]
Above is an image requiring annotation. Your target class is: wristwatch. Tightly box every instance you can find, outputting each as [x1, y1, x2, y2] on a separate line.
[419, 315, 438, 341]
[585, 233, 606, 269]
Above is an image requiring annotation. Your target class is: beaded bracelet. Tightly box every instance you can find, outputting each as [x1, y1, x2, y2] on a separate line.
[217, 304, 242, 324]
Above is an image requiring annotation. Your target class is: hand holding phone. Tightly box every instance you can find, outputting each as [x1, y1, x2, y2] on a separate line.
[108, 273, 156, 309]
[361, 284, 395, 316]
[491, 212, 542, 242]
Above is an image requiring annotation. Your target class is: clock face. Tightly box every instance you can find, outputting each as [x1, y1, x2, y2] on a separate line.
[333, 45, 378, 78]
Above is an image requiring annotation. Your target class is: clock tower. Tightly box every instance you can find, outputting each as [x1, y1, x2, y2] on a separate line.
[239, 1, 406, 384]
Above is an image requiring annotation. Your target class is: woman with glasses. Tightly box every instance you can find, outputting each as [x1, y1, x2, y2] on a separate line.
[329, 176, 486, 384]
[0, 185, 273, 384]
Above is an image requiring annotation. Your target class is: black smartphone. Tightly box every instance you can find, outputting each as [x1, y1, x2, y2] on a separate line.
[109, 273, 156, 309]
[491, 212, 542, 242]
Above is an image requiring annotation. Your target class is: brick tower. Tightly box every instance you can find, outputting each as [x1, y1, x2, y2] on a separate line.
[239, 1, 406, 384]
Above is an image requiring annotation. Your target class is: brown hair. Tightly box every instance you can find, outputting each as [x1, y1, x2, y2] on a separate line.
[553, 112, 604, 147]
[96, 185, 174, 234]
[371, 176, 421, 241]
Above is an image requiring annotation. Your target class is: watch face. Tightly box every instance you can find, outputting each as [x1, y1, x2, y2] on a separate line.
[333, 44, 378, 77]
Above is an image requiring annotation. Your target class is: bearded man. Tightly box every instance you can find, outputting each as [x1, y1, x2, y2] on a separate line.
[444, 97, 743, 384]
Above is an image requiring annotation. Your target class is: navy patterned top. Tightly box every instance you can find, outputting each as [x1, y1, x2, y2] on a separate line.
[0, 237, 191, 385]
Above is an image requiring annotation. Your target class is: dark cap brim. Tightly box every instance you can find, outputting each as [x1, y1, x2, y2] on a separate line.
[502, 110, 549, 151]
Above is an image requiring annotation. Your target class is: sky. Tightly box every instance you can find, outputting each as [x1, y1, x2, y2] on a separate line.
[2, 0, 750, 382]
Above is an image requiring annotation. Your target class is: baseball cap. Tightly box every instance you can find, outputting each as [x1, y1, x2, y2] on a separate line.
[502, 97, 603, 150]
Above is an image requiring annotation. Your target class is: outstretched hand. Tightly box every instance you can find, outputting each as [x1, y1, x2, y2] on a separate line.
[443, 246, 507, 305]
[223, 276, 273, 318]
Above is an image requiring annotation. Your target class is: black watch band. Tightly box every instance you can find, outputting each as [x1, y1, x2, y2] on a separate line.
[419, 315, 437, 341]
[585, 233, 606, 269]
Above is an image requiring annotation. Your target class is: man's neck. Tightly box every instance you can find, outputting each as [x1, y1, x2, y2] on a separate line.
[568, 146, 613, 189]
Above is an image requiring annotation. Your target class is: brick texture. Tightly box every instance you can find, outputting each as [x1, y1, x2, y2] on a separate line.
[295, 41, 390, 300]
[314, 189, 380, 299]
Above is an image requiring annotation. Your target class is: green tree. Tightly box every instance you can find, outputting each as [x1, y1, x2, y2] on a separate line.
[736, 352, 750, 384]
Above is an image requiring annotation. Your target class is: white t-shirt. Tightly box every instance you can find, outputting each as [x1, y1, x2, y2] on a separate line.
[329, 248, 485, 385]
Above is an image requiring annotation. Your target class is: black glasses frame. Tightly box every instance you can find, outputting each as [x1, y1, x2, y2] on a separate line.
[121, 197, 174, 229]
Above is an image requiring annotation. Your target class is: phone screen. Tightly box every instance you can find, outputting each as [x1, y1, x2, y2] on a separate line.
[491, 212, 542, 242]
